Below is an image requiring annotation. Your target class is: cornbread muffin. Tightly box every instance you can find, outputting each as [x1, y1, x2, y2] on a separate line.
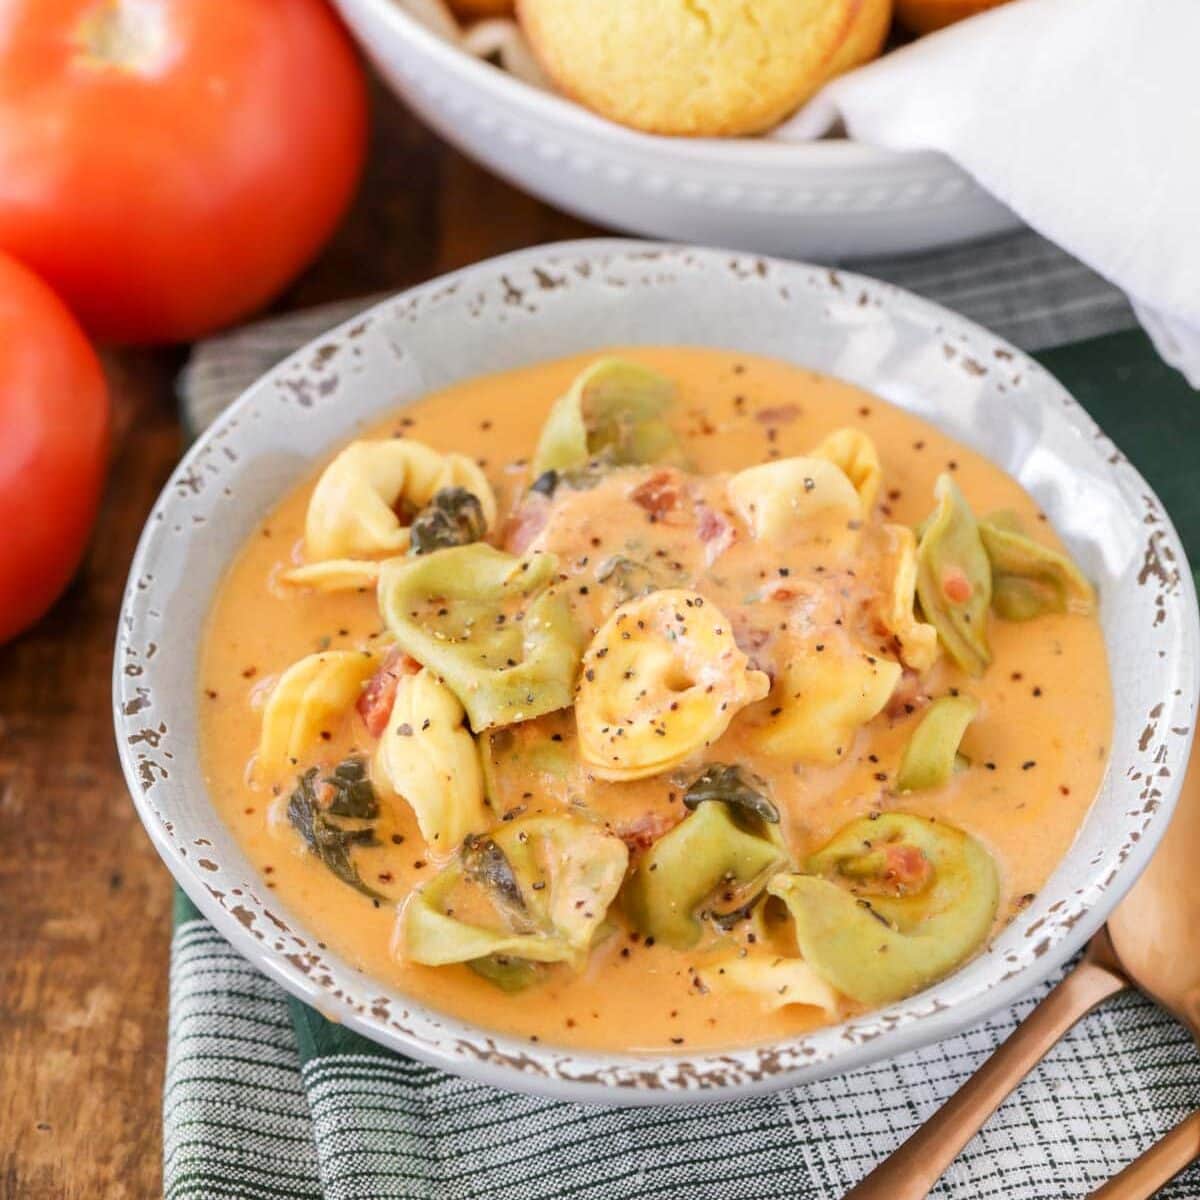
[895, 0, 1010, 33]
[517, 0, 869, 137]
[825, 0, 893, 83]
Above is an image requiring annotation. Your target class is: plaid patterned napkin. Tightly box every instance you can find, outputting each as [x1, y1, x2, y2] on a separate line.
[168, 233, 1200, 1200]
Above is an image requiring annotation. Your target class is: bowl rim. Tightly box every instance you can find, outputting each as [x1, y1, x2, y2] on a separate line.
[115, 237, 1198, 1105]
[340, 0, 957, 174]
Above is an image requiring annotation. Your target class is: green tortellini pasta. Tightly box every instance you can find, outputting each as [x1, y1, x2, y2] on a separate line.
[915, 474, 993, 676]
[377, 544, 584, 732]
[402, 815, 629, 979]
[530, 358, 680, 479]
[375, 669, 491, 852]
[896, 694, 979, 792]
[768, 813, 999, 1007]
[623, 800, 788, 949]
[979, 513, 1096, 621]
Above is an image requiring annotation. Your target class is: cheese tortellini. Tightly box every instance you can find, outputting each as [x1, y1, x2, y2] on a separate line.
[896, 694, 979, 792]
[877, 524, 940, 673]
[574, 590, 770, 781]
[403, 815, 628, 974]
[293, 437, 497, 566]
[811, 427, 882, 512]
[377, 544, 584, 732]
[751, 633, 902, 763]
[375, 669, 490, 852]
[257, 650, 377, 777]
[530, 357, 680, 479]
[698, 955, 839, 1016]
[727, 456, 863, 548]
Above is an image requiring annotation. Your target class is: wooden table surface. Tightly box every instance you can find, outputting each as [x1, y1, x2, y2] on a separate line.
[0, 81, 597, 1200]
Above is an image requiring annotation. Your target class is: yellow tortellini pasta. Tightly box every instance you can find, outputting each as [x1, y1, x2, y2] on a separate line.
[280, 558, 390, 593]
[768, 813, 999, 1006]
[751, 634, 902, 763]
[698, 955, 840, 1016]
[402, 815, 628, 976]
[979, 513, 1096, 621]
[377, 544, 584, 732]
[727, 456, 863, 550]
[811, 427, 882, 512]
[375, 669, 490, 853]
[877, 524, 940, 673]
[915, 474, 993, 676]
[257, 650, 377, 777]
[530, 357, 679, 479]
[623, 800, 787, 949]
[294, 438, 497, 566]
[574, 590, 770, 781]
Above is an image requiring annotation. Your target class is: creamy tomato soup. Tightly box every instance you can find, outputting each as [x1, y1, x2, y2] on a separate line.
[199, 347, 1112, 1053]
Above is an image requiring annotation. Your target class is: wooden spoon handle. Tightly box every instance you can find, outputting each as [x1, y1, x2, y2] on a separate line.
[843, 958, 1128, 1200]
[1089, 1110, 1200, 1200]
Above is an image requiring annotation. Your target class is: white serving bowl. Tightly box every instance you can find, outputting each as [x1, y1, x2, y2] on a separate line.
[331, 0, 1021, 259]
[115, 240, 1196, 1104]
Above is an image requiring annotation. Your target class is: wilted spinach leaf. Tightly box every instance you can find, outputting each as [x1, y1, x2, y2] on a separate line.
[408, 486, 486, 556]
[468, 954, 544, 993]
[325, 757, 379, 819]
[461, 833, 531, 930]
[287, 767, 385, 901]
[683, 763, 779, 825]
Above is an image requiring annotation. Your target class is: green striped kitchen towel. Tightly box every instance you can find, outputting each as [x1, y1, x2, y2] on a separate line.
[169, 233, 1200, 1199]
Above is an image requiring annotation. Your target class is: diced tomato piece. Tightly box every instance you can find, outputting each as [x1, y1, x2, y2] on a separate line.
[754, 403, 801, 425]
[356, 646, 419, 738]
[501, 496, 550, 554]
[941, 566, 973, 604]
[630, 471, 681, 519]
[882, 843, 933, 892]
[613, 810, 681, 852]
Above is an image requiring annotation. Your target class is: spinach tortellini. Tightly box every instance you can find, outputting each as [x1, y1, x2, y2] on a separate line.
[257, 650, 377, 777]
[375, 669, 491, 852]
[727, 456, 862, 548]
[295, 437, 497, 565]
[403, 815, 628, 977]
[377, 544, 584, 732]
[624, 799, 788, 949]
[979, 513, 1096, 621]
[751, 633, 902, 764]
[915, 474, 993, 676]
[530, 358, 680, 479]
[896, 694, 979, 792]
[768, 813, 999, 1006]
[574, 590, 770, 781]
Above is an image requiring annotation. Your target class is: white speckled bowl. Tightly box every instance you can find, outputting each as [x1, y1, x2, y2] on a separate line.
[330, 0, 1021, 259]
[115, 241, 1197, 1105]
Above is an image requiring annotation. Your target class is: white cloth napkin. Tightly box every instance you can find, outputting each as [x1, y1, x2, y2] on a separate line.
[778, 0, 1200, 385]
[401, 0, 1200, 385]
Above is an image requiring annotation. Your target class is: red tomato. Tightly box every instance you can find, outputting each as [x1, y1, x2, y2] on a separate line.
[0, 252, 110, 644]
[0, 0, 367, 344]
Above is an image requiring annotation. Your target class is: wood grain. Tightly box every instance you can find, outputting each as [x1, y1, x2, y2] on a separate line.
[0, 80, 599, 1199]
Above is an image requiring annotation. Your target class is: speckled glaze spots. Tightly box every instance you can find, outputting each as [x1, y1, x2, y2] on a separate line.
[114, 240, 1198, 1105]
